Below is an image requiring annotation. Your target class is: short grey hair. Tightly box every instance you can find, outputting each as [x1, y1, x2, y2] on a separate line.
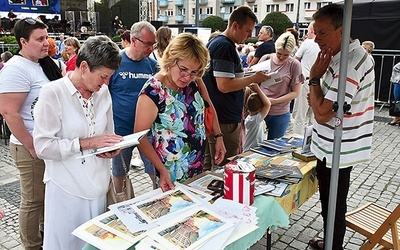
[76, 35, 121, 71]
[1, 51, 13, 62]
[130, 21, 156, 39]
[262, 25, 274, 36]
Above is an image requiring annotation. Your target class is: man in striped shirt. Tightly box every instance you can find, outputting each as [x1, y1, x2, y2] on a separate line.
[307, 4, 375, 250]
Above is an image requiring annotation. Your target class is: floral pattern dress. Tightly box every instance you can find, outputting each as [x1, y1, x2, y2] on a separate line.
[140, 77, 206, 183]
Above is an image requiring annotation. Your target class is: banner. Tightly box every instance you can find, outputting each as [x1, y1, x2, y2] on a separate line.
[0, 0, 60, 14]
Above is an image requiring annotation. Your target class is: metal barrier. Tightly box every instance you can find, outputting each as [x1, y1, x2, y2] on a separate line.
[372, 49, 400, 111]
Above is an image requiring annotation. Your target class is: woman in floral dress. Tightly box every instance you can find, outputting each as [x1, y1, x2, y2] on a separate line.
[135, 33, 226, 191]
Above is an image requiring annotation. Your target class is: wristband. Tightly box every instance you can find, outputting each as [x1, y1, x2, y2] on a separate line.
[214, 133, 223, 139]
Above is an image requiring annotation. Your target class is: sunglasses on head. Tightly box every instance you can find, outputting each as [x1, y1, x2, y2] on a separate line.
[24, 18, 43, 25]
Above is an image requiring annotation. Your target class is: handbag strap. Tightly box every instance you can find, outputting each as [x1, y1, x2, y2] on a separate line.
[120, 151, 128, 173]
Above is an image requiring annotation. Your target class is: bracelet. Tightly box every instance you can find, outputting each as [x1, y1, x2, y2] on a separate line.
[214, 133, 223, 139]
[79, 144, 85, 164]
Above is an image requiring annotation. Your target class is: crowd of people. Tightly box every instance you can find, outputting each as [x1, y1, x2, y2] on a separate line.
[0, 3, 387, 250]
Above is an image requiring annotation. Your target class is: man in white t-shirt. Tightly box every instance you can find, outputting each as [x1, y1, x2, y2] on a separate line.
[0, 18, 50, 250]
[292, 21, 320, 135]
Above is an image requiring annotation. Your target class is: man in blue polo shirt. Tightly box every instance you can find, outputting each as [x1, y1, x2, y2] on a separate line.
[109, 21, 158, 192]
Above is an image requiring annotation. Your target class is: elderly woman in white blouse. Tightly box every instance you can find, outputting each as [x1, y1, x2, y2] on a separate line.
[33, 36, 123, 250]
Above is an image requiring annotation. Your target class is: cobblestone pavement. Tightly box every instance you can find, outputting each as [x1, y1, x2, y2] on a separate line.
[1, 109, 399, 250]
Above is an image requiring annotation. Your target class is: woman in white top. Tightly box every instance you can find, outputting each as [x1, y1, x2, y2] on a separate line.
[150, 26, 172, 61]
[33, 36, 123, 249]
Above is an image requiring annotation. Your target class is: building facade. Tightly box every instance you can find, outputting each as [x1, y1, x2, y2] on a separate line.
[150, 0, 341, 36]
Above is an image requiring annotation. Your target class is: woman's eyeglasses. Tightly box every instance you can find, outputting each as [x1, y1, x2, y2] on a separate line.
[176, 62, 198, 79]
[134, 37, 157, 48]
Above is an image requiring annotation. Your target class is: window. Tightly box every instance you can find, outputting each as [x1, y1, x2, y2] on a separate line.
[317, 2, 332, 9]
[304, 2, 311, 10]
[285, 3, 294, 12]
[167, 9, 174, 16]
[266, 4, 279, 13]
[199, 8, 202, 14]
[192, 8, 195, 15]
[220, 6, 225, 14]
[253, 5, 258, 13]
[229, 6, 235, 13]
[206, 7, 213, 15]
[179, 8, 185, 15]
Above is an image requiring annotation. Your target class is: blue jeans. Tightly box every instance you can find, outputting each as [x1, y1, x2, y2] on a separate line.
[264, 112, 291, 140]
[393, 82, 400, 101]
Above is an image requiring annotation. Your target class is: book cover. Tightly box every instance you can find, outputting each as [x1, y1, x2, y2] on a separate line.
[255, 165, 292, 180]
[250, 146, 280, 157]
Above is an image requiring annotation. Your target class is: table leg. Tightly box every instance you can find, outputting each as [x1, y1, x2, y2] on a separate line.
[267, 228, 271, 250]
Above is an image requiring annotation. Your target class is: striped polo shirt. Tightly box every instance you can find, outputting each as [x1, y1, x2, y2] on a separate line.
[311, 39, 375, 168]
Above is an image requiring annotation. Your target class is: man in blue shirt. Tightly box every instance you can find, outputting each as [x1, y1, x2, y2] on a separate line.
[109, 21, 158, 192]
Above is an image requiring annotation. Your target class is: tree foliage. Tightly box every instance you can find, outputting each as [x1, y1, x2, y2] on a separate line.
[201, 15, 227, 32]
[261, 12, 293, 38]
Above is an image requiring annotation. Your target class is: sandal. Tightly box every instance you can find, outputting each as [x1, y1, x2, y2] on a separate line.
[388, 119, 400, 125]
[308, 237, 324, 250]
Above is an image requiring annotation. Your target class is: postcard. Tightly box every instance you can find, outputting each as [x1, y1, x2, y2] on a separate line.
[72, 211, 145, 250]
[146, 207, 234, 250]
[128, 187, 203, 225]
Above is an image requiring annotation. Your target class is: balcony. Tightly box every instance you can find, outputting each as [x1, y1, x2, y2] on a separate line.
[199, 0, 208, 5]
[221, 0, 235, 4]
[158, 15, 169, 22]
[175, 0, 184, 6]
[158, 0, 168, 7]
[304, 9, 316, 20]
[220, 13, 230, 21]
[247, 0, 255, 2]
[199, 14, 208, 21]
[175, 15, 185, 23]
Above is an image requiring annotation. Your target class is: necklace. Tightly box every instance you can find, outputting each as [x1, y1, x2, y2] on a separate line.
[165, 74, 178, 90]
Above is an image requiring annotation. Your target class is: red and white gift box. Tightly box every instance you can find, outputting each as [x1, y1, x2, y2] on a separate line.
[224, 161, 256, 205]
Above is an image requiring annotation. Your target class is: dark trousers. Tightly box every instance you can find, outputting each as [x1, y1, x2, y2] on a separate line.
[316, 158, 352, 250]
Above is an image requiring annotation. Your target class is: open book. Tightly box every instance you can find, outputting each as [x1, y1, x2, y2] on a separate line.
[244, 59, 282, 88]
[77, 129, 149, 159]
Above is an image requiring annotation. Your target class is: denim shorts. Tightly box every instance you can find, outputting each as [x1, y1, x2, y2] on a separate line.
[112, 146, 155, 177]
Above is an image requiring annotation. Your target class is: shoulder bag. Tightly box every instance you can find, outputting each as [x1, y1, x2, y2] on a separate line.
[106, 151, 134, 207]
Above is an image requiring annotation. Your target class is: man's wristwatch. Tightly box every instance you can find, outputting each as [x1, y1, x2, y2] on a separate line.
[214, 133, 223, 139]
[308, 78, 321, 86]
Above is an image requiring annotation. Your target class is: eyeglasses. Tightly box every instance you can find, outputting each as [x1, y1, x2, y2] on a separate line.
[176, 62, 198, 79]
[134, 37, 157, 48]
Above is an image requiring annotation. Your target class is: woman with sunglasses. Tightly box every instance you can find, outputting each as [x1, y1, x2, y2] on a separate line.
[135, 33, 226, 192]
[0, 17, 49, 249]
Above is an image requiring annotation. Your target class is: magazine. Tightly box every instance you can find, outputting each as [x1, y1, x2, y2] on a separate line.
[77, 129, 149, 158]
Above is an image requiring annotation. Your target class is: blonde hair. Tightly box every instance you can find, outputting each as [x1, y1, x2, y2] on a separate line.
[275, 32, 296, 52]
[160, 33, 209, 77]
[362, 41, 375, 54]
